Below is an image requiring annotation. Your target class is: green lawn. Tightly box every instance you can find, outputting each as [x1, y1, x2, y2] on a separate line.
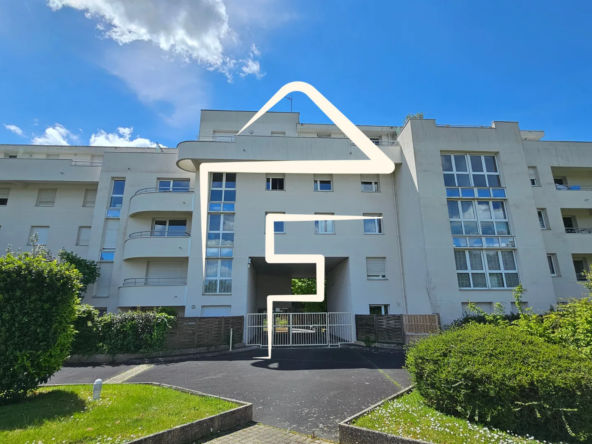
[352, 391, 562, 444]
[0, 384, 238, 444]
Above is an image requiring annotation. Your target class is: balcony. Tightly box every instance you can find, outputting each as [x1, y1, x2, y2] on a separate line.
[0, 158, 101, 183]
[119, 278, 186, 307]
[123, 231, 191, 260]
[129, 188, 194, 216]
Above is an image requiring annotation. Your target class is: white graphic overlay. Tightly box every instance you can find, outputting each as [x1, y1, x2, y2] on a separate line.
[199, 81, 395, 358]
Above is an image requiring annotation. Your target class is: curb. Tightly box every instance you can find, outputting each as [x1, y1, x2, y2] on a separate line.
[128, 345, 261, 365]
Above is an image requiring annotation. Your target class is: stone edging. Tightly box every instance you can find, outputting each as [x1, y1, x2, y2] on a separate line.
[44, 382, 253, 443]
[339, 386, 434, 444]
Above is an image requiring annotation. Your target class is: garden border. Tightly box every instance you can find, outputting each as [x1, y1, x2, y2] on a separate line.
[43, 382, 253, 443]
[339, 385, 435, 444]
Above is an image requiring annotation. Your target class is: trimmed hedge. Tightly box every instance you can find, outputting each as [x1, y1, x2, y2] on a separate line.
[0, 252, 81, 404]
[406, 324, 592, 443]
[71, 305, 174, 355]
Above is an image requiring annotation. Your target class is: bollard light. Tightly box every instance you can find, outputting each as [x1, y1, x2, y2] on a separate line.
[93, 379, 103, 401]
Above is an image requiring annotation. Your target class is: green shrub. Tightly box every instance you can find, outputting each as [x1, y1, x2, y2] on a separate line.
[0, 252, 81, 404]
[406, 324, 592, 442]
[70, 308, 174, 355]
[57, 250, 100, 294]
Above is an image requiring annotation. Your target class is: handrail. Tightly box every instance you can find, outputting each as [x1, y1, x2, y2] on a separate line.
[350, 141, 396, 146]
[128, 230, 191, 239]
[122, 277, 187, 287]
[70, 161, 103, 167]
[198, 136, 236, 142]
[565, 228, 592, 234]
[134, 187, 194, 195]
[555, 184, 592, 191]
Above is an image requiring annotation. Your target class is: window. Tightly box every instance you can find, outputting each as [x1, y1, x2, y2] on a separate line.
[315, 213, 334, 234]
[206, 214, 234, 257]
[369, 137, 380, 145]
[266, 174, 285, 191]
[313, 174, 333, 191]
[100, 250, 115, 261]
[366, 257, 386, 279]
[210, 173, 236, 206]
[363, 213, 383, 234]
[448, 200, 510, 236]
[563, 216, 577, 233]
[153, 220, 187, 237]
[455, 250, 519, 288]
[573, 259, 587, 281]
[528, 167, 539, 186]
[0, 188, 9, 206]
[28, 226, 49, 245]
[36, 188, 57, 207]
[204, 259, 233, 294]
[158, 179, 190, 192]
[547, 254, 558, 276]
[95, 263, 113, 297]
[83, 189, 97, 207]
[369, 304, 389, 314]
[5, 153, 17, 158]
[77, 227, 91, 246]
[441, 154, 500, 188]
[266, 212, 285, 234]
[107, 179, 125, 217]
[361, 174, 379, 192]
[537, 209, 548, 229]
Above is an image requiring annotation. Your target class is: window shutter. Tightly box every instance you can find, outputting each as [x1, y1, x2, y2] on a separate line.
[366, 257, 386, 278]
[201, 305, 231, 317]
[0, 188, 10, 199]
[84, 189, 97, 207]
[314, 174, 333, 181]
[95, 263, 113, 296]
[37, 189, 57, 206]
[266, 173, 285, 179]
[77, 227, 91, 246]
[102, 220, 119, 249]
[361, 174, 378, 182]
[528, 167, 537, 180]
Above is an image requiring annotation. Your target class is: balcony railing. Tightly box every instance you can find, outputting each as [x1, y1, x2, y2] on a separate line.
[122, 277, 187, 287]
[565, 228, 592, 234]
[134, 187, 193, 195]
[70, 160, 103, 167]
[555, 184, 592, 191]
[128, 230, 191, 239]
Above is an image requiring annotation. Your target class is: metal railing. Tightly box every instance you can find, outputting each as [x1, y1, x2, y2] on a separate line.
[566, 228, 592, 234]
[70, 160, 103, 167]
[350, 141, 396, 146]
[198, 135, 236, 142]
[122, 277, 187, 287]
[555, 184, 592, 191]
[134, 187, 193, 195]
[128, 230, 190, 239]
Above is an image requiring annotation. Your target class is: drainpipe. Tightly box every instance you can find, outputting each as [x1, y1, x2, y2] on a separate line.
[392, 169, 409, 314]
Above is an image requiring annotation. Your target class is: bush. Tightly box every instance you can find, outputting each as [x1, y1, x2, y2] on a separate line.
[70, 307, 174, 355]
[406, 324, 592, 442]
[0, 252, 81, 404]
[57, 250, 100, 294]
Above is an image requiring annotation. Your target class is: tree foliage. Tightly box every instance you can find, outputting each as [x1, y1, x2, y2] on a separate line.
[57, 250, 100, 294]
[0, 251, 81, 404]
[291, 278, 327, 312]
[403, 112, 425, 125]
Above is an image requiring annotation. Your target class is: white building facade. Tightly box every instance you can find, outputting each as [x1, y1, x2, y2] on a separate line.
[1, 111, 591, 326]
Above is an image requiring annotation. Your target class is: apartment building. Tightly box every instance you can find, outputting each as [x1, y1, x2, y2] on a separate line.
[1, 111, 591, 328]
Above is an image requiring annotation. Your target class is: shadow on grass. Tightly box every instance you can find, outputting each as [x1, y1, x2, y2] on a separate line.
[0, 390, 86, 432]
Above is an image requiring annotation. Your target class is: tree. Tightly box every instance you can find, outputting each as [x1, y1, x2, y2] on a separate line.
[57, 250, 100, 294]
[291, 278, 327, 312]
[0, 249, 81, 404]
[403, 112, 425, 125]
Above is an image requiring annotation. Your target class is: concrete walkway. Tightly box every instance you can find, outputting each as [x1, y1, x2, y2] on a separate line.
[198, 423, 332, 443]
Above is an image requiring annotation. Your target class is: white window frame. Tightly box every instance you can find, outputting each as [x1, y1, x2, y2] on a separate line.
[83, 189, 97, 207]
[313, 175, 333, 192]
[100, 249, 115, 261]
[266, 176, 285, 191]
[28, 226, 49, 245]
[152, 219, 188, 237]
[363, 213, 383, 234]
[528, 167, 539, 186]
[366, 257, 387, 280]
[441, 154, 501, 188]
[547, 254, 558, 276]
[36, 188, 57, 207]
[107, 179, 125, 217]
[315, 213, 335, 234]
[206, 213, 234, 258]
[210, 173, 236, 204]
[158, 179, 190, 192]
[448, 200, 510, 236]
[455, 250, 519, 289]
[361, 174, 379, 192]
[266, 212, 285, 234]
[76, 226, 91, 246]
[369, 304, 389, 314]
[537, 209, 548, 229]
[204, 259, 233, 294]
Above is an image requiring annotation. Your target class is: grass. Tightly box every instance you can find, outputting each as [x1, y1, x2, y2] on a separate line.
[0, 384, 238, 444]
[352, 391, 565, 444]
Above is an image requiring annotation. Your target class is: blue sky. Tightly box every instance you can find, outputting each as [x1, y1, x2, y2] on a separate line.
[1, 1, 591, 147]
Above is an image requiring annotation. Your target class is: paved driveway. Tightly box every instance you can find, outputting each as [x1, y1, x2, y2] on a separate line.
[51, 347, 410, 441]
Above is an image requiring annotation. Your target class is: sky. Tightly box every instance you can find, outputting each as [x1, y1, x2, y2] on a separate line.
[0, 0, 591, 148]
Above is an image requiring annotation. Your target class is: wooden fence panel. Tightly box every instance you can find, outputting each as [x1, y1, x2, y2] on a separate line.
[402, 314, 440, 334]
[166, 316, 244, 350]
[355, 314, 404, 344]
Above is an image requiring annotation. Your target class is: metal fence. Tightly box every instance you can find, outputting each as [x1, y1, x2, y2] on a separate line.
[246, 312, 353, 347]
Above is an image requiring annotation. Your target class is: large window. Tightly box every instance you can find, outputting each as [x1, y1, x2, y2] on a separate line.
[455, 250, 519, 288]
[28, 226, 49, 245]
[448, 200, 510, 236]
[206, 173, 235, 294]
[441, 154, 500, 188]
[158, 179, 190, 192]
[363, 213, 383, 234]
[153, 220, 187, 237]
[107, 179, 125, 217]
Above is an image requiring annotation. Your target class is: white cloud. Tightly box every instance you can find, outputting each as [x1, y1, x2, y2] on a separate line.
[89, 126, 158, 147]
[32, 124, 78, 145]
[240, 44, 264, 79]
[3, 124, 24, 136]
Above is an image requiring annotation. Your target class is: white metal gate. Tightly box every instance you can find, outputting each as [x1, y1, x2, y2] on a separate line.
[246, 312, 353, 347]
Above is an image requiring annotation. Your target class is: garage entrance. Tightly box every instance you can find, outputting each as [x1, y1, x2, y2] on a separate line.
[245, 312, 353, 347]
